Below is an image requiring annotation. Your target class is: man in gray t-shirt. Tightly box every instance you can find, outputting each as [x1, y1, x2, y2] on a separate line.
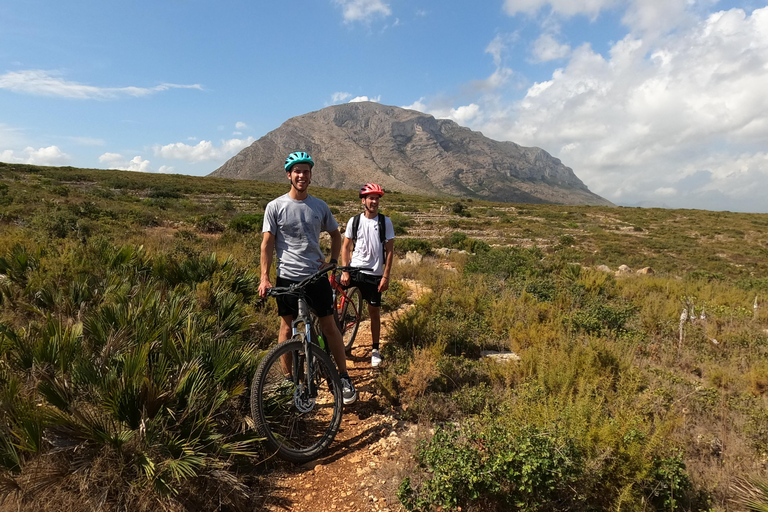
[258, 151, 356, 404]
[262, 194, 339, 281]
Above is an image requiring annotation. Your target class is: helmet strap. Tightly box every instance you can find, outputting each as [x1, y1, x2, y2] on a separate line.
[288, 173, 311, 195]
[363, 197, 377, 214]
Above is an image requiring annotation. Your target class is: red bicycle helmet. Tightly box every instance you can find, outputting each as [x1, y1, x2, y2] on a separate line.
[359, 183, 385, 198]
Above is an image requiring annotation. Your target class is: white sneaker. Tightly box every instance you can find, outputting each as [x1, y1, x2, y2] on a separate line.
[340, 375, 357, 405]
[371, 349, 382, 367]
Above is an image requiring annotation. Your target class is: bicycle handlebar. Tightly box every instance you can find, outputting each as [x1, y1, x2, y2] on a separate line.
[266, 265, 336, 298]
[336, 266, 374, 273]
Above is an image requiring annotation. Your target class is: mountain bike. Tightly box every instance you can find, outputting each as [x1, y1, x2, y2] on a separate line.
[329, 266, 368, 352]
[250, 266, 343, 464]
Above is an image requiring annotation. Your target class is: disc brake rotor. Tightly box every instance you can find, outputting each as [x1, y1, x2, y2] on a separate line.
[294, 384, 316, 413]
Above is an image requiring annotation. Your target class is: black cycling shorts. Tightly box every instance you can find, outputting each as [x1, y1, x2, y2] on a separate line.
[349, 274, 383, 308]
[275, 276, 335, 318]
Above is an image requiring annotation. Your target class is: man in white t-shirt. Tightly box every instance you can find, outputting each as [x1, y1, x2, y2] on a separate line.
[340, 183, 395, 367]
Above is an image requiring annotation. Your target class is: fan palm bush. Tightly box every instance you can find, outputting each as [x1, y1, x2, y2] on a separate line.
[0, 240, 265, 510]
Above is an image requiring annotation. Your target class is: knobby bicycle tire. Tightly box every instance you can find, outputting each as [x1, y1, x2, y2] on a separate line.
[250, 337, 343, 464]
[336, 286, 362, 352]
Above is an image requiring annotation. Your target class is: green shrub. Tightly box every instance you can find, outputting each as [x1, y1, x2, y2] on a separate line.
[388, 211, 413, 235]
[194, 214, 225, 233]
[398, 422, 582, 512]
[451, 202, 471, 217]
[229, 213, 264, 233]
[147, 187, 184, 199]
[465, 247, 544, 280]
[383, 279, 409, 312]
[570, 298, 636, 336]
[394, 238, 432, 256]
[50, 185, 69, 197]
[444, 232, 490, 254]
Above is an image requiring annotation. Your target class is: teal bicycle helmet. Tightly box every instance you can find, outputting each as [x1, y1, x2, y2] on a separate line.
[284, 151, 314, 172]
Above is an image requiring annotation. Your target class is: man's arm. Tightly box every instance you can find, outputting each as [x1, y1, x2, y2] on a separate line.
[258, 231, 276, 298]
[340, 236, 354, 286]
[378, 239, 394, 292]
[320, 228, 342, 270]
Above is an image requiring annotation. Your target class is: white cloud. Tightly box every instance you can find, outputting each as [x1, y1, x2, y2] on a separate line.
[472, 67, 516, 92]
[473, 34, 518, 91]
[235, 121, 248, 130]
[655, 187, 677, 196]
[447, 104, 481, 124]
[349, 95, 381, 103]
[0, 146, 70, 166]
[531, 33, 572, 61]
[153, 137, 255, 162]
[126, 156, 151, 173]
[486, 34, 510, 67]
[414, 6, 768, 212]
[0, 70, 202, 99]
[98, 153, 124, 164]
[503, 0, 621, 19]
[332, 92, 352, 103]
[398, 101, 480, 125]
[98, 152, 151, 172]
[334, 0, 391, 23]
[622, 0, 692, 38]
[401, 99, 428, 112]
[158, 165, 175, 174]
[500, 7, 768, 210]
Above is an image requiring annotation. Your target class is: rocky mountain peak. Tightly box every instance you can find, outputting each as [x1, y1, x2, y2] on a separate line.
[210, 102, 611, 206]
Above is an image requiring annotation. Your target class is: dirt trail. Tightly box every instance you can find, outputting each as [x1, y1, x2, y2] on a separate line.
[259, 281, 427, 512]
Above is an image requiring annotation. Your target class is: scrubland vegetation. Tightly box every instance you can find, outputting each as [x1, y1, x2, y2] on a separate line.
[0, 162, 767, 511]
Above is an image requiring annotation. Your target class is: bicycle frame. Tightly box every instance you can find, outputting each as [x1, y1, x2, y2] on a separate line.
[269, 267, 336, 400]
[293, 294, 320, 398]
[329, 270, 351, 319]
[329, 266, 369, 329]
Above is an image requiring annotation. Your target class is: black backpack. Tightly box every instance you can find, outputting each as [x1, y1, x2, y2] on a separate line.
[350, 213, 388, 254]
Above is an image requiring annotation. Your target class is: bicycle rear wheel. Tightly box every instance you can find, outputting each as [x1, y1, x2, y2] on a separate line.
[336, 286, 362, 352]
[250, 337, 343, 464]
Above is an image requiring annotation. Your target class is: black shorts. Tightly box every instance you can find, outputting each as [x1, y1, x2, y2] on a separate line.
[350, 274, 383, 308]
[275, 276, 334, 318]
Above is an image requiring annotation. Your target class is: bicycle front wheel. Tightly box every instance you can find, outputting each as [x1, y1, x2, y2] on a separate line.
[250, 337, 343, 464]
[337, 286, 363, 352]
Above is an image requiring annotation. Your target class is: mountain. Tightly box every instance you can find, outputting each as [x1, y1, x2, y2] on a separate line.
[210, 102, 612, 206]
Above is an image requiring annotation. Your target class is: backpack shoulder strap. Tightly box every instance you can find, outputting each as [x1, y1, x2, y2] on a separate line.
[351, 213, 362, 241]
[377, 213, 387, 244]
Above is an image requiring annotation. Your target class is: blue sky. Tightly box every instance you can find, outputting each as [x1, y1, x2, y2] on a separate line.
[2, 0, 768, 212]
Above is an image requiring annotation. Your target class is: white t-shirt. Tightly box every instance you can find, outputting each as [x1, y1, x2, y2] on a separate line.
[344, 214, 395, 277]
[262, 193, 339, 280]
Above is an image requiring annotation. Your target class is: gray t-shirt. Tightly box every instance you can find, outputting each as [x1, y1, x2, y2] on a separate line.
[262, 193, 339, 280]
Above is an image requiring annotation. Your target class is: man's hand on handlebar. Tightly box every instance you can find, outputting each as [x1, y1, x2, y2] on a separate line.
[258, 278, 272, 298]
[318, 258, 337, 272]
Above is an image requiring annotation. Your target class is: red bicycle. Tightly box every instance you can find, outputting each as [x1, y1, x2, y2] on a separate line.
[329, 266, 367, 352]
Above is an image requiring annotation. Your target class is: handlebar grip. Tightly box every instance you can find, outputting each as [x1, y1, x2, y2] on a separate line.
[337, 266, 374, 273]
[266, 286, 292, 297]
